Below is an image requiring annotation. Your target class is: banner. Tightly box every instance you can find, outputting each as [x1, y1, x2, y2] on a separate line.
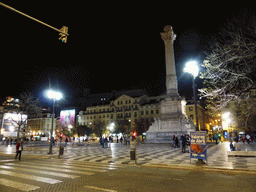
[190, 131, 207, 160]
[60, 110, 75, 128]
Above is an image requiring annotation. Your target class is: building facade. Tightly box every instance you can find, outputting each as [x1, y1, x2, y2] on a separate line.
[77, 94, 163, 133]
[185, 100, 213, 132]
[27, 113, 57, 139]
[220, 88, 256, 138]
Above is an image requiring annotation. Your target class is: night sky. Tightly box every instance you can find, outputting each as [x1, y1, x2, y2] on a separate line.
[0, 2, 253, 109]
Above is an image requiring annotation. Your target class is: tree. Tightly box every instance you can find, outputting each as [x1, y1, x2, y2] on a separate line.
[116, 119, 130, 135]
[9, 92, 41, 140]
[72, 125, 91, 137]
[235, 96, 256, 132]
[92, 120, 106, 137]
[199, 10, 256, 115]
[134, 118, 153, 135]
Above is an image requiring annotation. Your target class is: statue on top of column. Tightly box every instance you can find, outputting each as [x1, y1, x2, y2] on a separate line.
[160, 25, 176, 42]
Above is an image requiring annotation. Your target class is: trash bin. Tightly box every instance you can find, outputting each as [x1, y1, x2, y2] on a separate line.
[60, 146, 64, 155]
[130, 150, 136, 160]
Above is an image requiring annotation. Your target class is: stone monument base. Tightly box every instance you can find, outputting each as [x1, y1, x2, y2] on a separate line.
[145, 131, 191, 144]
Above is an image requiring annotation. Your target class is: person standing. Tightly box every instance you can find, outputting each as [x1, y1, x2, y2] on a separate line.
[242, 135, 245, 143]
[174, 136, 179, 148]
[120, 137, 123, 144]
[172, 135, 175, 148]
[15, 140, 23, 160]
[65, 137, 68, 147]
[181, 135, 186, 153]
[246, 134, 251, 144]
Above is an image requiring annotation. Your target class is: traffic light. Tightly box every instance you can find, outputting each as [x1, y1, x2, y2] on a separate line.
[59, 133, 63, 138]
[59, 26, 68, 43]
[132, 131, 137, 140]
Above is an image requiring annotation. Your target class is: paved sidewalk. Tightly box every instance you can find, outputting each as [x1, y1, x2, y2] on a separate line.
[0, 141, 255, 171]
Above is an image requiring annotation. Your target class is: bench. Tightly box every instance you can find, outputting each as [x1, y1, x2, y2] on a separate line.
[227, 151, 256, 157]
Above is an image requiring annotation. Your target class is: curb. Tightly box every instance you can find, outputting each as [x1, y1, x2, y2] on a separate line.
[140, 163, 256, 175]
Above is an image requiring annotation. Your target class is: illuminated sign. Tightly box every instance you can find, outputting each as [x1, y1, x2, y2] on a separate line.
[60, 110, 75, 128]
[190, 131, 207, 160]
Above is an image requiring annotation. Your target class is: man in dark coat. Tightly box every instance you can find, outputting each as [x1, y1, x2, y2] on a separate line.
[181, 135, 187, 153]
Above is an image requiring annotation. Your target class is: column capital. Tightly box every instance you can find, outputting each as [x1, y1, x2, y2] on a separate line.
[160, 25, 176, 42]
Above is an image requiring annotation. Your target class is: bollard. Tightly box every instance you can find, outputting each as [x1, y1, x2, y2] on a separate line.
[130, 140, 137, 164]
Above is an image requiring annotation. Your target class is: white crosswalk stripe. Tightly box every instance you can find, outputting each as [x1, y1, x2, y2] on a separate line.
[0, 178, 40, 192]
[0, 160, 117, 192]
[0, 170, 62, 184]
[4, 163, 95, 176]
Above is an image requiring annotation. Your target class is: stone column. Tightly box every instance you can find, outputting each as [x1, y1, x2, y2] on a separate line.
[160, 26, 178, 97]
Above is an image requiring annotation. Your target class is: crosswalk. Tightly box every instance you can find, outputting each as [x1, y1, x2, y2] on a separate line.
[0, 159, 121, 192]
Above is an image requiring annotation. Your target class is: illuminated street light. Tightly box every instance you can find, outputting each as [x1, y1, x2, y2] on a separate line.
[184, 61, 199, 78]
[184, 61, 199, 131]
[222, 112, 230, 120]
[109, 122, 115, 131]
[47, 90, 62, 100]
[46, 90, 62, 155]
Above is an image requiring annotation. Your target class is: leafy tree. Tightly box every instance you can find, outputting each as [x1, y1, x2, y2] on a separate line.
[72, 125, 91, 137]
[92, 120, 106, 137]
[116, 119, 130, 134]
[134, 118, 153, 135]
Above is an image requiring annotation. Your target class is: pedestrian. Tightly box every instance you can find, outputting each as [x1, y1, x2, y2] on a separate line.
[181, 135, 186, 153]
[172, 134, 175, 148]
[209, 134, 212, 142]
[116, 136, 119, 143]
[65, 137, 68, 147]
[230, 140, 235, 151]
[102, 137, 106, 148]
[174, 136, 179, 148]
[246, 134, 251, 144]
[235, 135, 239, 143]
[186, 135, 190, 147]
[120, 137, 123, 144]
[251, 134, 255, 143]
[15, 140, 23, 160]
[242, 135, 245, 143]
[6, 138, 9, 147]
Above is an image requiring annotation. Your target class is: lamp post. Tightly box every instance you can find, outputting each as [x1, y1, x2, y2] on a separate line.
[46, 90, 62, 155]
[184, 61, 199, 131]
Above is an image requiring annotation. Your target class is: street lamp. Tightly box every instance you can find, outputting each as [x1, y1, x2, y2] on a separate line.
[46, 90, 62, 154]
[184, 61, 199, 131]
[222, 112, 232, 140]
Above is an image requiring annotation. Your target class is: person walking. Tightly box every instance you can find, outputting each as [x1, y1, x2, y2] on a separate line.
[181, 135, 186, 153]
[120, 137, 123, 144]
[15, 140, 23, 160]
